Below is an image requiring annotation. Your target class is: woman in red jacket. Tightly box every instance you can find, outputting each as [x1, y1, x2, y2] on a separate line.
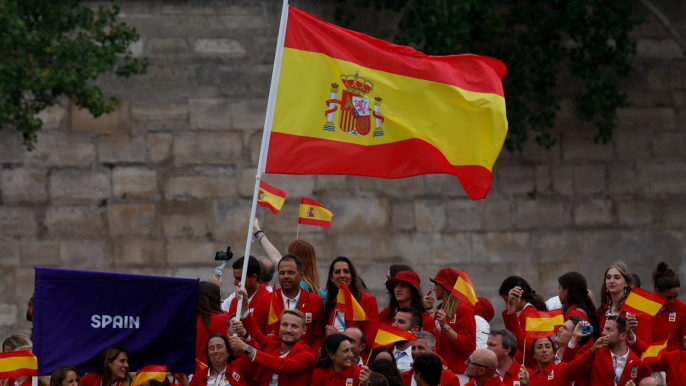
[186, 334, 247, 386]
[429, 268, 476, 376]
[80, 346, 133, 386]
[651, 261, 686, 352]
[311, 334, 370, 386]
[196, 282, 231, 362]
[380, 271, 438, 343]
[324, 256, 380, 356]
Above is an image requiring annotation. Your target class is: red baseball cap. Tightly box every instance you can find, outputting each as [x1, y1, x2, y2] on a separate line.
[386, 271, 421, 293]
[430, 268, 459, 290]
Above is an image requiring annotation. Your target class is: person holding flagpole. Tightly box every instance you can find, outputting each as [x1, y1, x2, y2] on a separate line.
[182, 334, 247, 386]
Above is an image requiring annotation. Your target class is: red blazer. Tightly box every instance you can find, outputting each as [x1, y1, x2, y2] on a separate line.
[434, 302, 475, 374]
[501, 305, 540, 369]
[188, 360, 249, 386]
[651, 298, 686, 352]
[464, 377, 505, 386]
[252, 287, 325, 354]
[379, 307, 440, 350]
[499, 358, 529, 386]
[527, 348, 593, 386]
[565, 304, 590, 323]
[326, 291, 380, 355]
[588, 346, 650, 386]
[311, 364, 362, 386]
[647, 349, 686, 386]
[196, 312, 231, 361]
[226, 284, 271, 317]
[597, 306, 651, 357]
[400, 368, 461, 386]
[241, 313, 316, 386]
[81, 374, 126, 386]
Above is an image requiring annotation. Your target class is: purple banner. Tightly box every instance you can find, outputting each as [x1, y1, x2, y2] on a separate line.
[34, 267, 198, 375]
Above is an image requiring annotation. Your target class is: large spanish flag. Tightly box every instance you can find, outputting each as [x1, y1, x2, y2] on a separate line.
[524, 309, 564, 339]
[451, 270, 479, 309]
[257, 181, 287, 215]
[0, 350, 37, 379]
[640, 338, 668, 364]
[264, 6, 508, 200]
[132, 365, 167, 386]
[373, 324, 418, 348]
[298, 198, 335, 227]
[336, 283, 367, 322]
[623, 286, 666, 320]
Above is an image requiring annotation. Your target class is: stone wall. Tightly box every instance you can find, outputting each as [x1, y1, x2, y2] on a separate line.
[1, 0, 686, 338]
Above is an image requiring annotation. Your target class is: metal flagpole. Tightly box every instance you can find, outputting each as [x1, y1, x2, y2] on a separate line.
[235, 0, 289, 321]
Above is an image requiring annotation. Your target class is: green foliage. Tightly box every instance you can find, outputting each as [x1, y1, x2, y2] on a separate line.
[0, 0, 147, 149]
[336, 0, 645, 151]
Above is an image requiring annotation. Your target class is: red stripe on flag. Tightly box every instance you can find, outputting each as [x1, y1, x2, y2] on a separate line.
[285, 6, 506, 97]
[259, 181, 287, 198]
[298, 218, 332, 228]
[266, 132, 493, 200]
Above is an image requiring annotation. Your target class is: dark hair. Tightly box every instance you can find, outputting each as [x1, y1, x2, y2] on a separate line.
[397, 306, 423, 329]
[279, 254, 304, 272]
[606, 315, 627, 334]
[325, 257, 365, 317]
[599, 263, 633, 312]
[653, 262, 680, 292]
[97, 345, 133, 386]
[232, 256, 261, 280]
[205, 333, 235, 366]
[489, 329, 517, 359]
[389, 264, 414, 278]
[530, 337, 554, 364]
[631, 274, 642, 288]
[259, 258, 275, 283]
[568, 315, 591, 346]
[412, 354, 443, 386]
[369, 347, 396, 365]
[558, 272, 597, 331]
[198, 282, 223, 333]
[369, 373, 389, 386]
[368, 359, 403, 386]
[498, 276, 547, 311]
[316, 334, 353, 369]
[50, 366, 79, 386]
[385, 282, 425, 322]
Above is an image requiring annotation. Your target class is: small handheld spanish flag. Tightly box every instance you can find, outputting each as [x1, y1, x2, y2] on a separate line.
[298, 198, 335, 228]
[257, 181, 287, 215]
[268, 284, 284, 326]
[336, 283, 367, 322]
[0, 350, 37, 379]
[622, 286, 666, 320]
[132, 365, 167, 386]
[450, 270, 479, 309]
[524, 309, 564, 339]
[373, 324, 418, 348]
[640, 337, 668, 364]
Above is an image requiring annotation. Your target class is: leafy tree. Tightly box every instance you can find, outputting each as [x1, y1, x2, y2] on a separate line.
[0, 0, 147, 149]
[337, 0, 645, 151]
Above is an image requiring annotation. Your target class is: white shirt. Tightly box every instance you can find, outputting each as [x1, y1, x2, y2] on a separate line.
[282, 290, 301, 310]
[221, 290, 260, 313]
[333, 310, 347, 331]
[206, 368, 226, 386]
[546, 296, 563, 311]
[268, 351, 290, 386]
[475, 315, 490, 349]
[611, 347, 630, 385]
[393, 345, 413, 373]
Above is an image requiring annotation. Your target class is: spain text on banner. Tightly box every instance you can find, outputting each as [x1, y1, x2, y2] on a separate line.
[263, 6, 508, 200]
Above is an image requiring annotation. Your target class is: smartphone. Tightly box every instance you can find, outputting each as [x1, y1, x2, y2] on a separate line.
[581, 325, 593, 334]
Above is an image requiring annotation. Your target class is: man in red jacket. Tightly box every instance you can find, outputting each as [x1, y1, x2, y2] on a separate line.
[229, 307, 315, 386]
[252, 254, 326, 354]
[399, 331, 460, 386]
[222, 256, 271, 320]
[485, 329, 525, 386]
[464, 349, 504, 386]
[589, 315, 650, 386]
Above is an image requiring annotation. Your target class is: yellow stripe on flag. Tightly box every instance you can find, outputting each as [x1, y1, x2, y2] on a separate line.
[273, 48, 507, 170]
[298, 204, 334, 222]
[624, 291, 663, 318]
[526, 317, 559, 332]
[641, 339, 668, 363]
[132, 368, 167, 386]
[452, 271, 478, 307]
[0, 355, 37, 373]
[259, 190, 285, 211]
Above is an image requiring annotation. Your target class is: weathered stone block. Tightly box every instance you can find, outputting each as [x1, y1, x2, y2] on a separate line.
[51, 170, 110, 204]
[113, 240, 165, 266]
[424, 174, 469, 198]
[390, 202, 414, 231]
[37, 105, 66, 129]
[189, 99, 232, 130]
[148, 38, 190, 57]
[413, 200, 446, 232]
[213, 199, 251, 240]
[637, 163, 686, 196]
[315, 175, 350, 192]
[166, 242, 215, 265]
[617, 201, 654, 226]
[535, 166, 552, 193]
[0, 240, 20, 265]
[0, 169, 47, 203]
[113, 167, 158, 198]
[615, 131, 653, 161]
[574, 199, 612, 226]
[167, 175, 237, 198]
[515, 199, 571, 229]
[229, 99, 267, 130]
[532, 231, 585, 263]
[59, 240, 112, 268]
[551, 166, 573, 196]
[0, 304, 18, 327]
[328, 197, 388, 233]
[584, 230, 684, 266]
[608, 164, 636, 195]
[238, 169, 314, 198]
[46, 207, 106, 237]
[434, 233, 472, 263]
[147, 133, 173, 163]
[0, 130, 24, 163]
[497, 165, 536, 195]
[173, 132, 243, 165]
[25, 132, 95, 167]
[484, 199, 511, 231]
[132, 104, 189, 121]
[71, 100, 131, 134]
[445, 200, 483, 231]
[20, 240, 60, 266]
[562, 132, 614, 161]
[652, 132, 686, 160]
[636, 39, 684, 59]
[617, 107, 676, 131]
[0, 207, 37, 237]
[99, 135, 147, 163]
[573, 165, 606, 195]
[108, 203, 156, 236]
[472, 232, 530, 263]
[193, 39, 247, 57]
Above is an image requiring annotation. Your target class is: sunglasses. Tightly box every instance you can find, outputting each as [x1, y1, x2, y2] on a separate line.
[467, 358, 490, 368]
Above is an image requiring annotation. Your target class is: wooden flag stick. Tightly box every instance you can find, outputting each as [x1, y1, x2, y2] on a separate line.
[296, 223, 300, 239]
[523, 337, 527, 364]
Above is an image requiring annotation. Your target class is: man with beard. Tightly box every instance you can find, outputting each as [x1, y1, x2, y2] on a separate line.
[230, 290, 315, 386]
[629, 315, 686, 386]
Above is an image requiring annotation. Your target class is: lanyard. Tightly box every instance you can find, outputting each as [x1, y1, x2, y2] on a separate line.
[335, 311, 348, 330]
[612, 356, 619, 386]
